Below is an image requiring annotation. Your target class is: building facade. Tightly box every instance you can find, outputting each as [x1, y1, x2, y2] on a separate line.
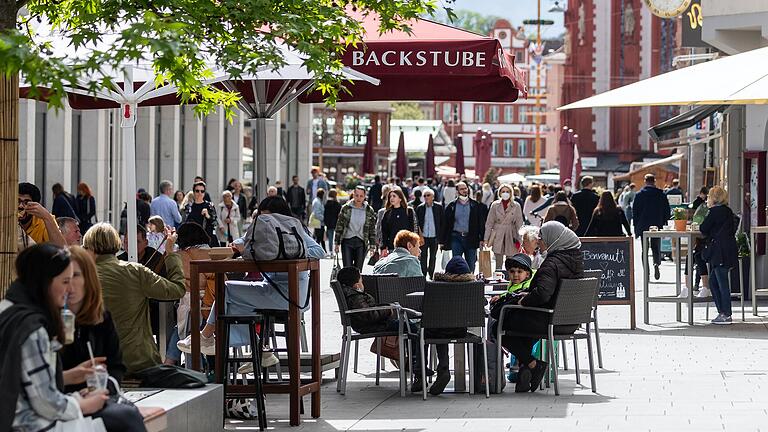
[17, 99, 313, 225]
[311, 101, 391, 181]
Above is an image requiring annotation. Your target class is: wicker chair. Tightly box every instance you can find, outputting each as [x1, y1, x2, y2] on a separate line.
[418, 281, 488, 400]
[376, 276, 426, 311]
[330, 280, 420, 397]
[362, 273, 398, 302]
[496, 277, 599, 395]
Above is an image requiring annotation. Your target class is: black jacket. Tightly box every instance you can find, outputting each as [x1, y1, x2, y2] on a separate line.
[440, 199, 486, 248]
[381, 207, 417, 250]
[521, 248, 584, 309]
[369, 182, 384, 212]
[700, 204, 738, 268]
[286, 185, 306, 211]
[570, 189, 599, 236]
[632, 185, 671, 237]
[324, 199, 342, 230]
[586, 208, 631, 237]
[416, 202, 444, 239]
[60, 311, 126, 392]
[234, 193, 248, 220]
[342, 284, 392, 333]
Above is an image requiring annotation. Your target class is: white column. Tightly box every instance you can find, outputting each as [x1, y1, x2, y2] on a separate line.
[135, 107, 157, 195]
[592, 0, 611, 151]
[297, 103, 314, 185]
[182, 106, 204, 191]
[158, 106, 181, 189]
[44, 104, 72, 206]
[79, 110, 110, 223]
[265, 111, 281, 186]
[205, 108, 226, 195]
[638, 4, 653, 152]
[17, 99, 36, 183]
[225, 111, 244, 183]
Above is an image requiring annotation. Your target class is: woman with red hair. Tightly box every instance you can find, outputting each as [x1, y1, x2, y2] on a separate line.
[76, 181, 97, 234]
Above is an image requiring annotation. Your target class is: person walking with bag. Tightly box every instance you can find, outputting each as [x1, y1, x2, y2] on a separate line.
[184, 181, 219, 248]
[309, 188, 327, 252]
[335, 186, 377, 270]
[700, 186, 738, 325]
[484, 184, 524, 271]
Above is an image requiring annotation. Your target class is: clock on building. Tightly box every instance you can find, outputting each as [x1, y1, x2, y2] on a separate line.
[643, 0, 692, 18]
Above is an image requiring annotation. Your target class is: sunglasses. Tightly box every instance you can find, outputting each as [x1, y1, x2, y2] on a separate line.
[194, 189, 205, 193]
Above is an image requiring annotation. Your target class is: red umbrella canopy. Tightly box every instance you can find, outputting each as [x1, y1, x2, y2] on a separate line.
[558, 127, 575, 187]
[475, 131, 492, 180]
[455, 135, 465, 175]
[425, 133, 436, 180]
[302, 13, 527, 103]
[395, 130, 408, 179]
[362, 127, 375, 174]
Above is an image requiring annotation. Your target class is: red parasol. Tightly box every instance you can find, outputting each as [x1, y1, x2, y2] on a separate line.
[455, 134, 466, 175]
[395, 130, 408, 179]
[558, 127, 574, 187]
[302, 13, 526, 103]
[362, 127, 375, 174]
[425, 133, 436, 180]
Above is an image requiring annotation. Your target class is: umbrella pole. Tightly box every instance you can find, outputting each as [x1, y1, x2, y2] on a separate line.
[253, 117, 268, 205]
[121, 67, 139, 263]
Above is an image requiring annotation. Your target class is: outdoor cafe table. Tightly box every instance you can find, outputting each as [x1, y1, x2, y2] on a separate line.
[642, 230, 707, 325]
[188, 258, 321, 426]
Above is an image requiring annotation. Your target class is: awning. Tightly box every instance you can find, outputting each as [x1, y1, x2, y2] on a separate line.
[559, 46, 768, 109]
[302, 13, 527, 103]
[614, 154, 682, 181]
[648, 105, 727, 142]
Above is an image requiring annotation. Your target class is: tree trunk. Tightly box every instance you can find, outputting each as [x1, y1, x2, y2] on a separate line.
[0, 72, 19, 297]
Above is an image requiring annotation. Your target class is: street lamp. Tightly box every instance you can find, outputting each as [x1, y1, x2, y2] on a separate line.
[548, 1, 566, 13]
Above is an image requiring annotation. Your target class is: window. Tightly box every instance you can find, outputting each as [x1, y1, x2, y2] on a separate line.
[503, 139, 513, 156]
[491, 138, 499, 156]
[518, 105, 528, 123]
[504, 106, 513, 123]
[341, 112, 370, 146]
[442, 103, 452, 123]
[518, 139, 527, 157]
[474, 105, 485, 123]
[490, 105, 499, 123]
[312, 111, 336, 147]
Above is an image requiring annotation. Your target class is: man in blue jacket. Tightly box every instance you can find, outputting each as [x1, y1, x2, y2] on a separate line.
[632, 174, 671, 280]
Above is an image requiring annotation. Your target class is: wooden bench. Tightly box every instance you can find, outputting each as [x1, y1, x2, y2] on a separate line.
[128, 385, 223, 432]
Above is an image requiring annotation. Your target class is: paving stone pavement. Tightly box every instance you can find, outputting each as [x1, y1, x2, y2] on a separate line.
[225, 238, 768, 431]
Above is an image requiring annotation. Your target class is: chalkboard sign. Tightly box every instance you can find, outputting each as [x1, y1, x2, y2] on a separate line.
[580, 236, 636, 329]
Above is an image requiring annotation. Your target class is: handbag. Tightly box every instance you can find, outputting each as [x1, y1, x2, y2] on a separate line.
[133, 364, 207, 388]
[369, 335, 400, 361]
[479, 248, 493, 276]
[331, 253, 341, 281]
[308, 213, 321, 229]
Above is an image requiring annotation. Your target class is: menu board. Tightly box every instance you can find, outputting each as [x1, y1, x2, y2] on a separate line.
[580, 236, 635, 328]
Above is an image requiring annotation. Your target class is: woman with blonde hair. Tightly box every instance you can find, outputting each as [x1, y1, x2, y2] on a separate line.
[700, 186, 738, 325]
[484, 183, 524, 270]
[523, 184, 547, 227]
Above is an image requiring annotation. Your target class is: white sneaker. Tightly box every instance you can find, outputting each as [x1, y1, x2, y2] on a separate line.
[677, 287, 690, 298]
[237, 352, 280, 374]
[696, 287, 712, 298]
[177, 333, 216, 356]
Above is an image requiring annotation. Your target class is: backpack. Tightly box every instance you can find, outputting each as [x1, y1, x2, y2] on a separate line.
[242, 213, 307, 261]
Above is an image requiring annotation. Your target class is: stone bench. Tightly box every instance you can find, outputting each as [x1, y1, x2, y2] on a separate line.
[128, 384, 223, 432]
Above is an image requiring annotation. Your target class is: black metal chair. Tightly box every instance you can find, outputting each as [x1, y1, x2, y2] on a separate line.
[219, 314, 267, 430]
[376, 276, 426, 311]
[330, 280, 420, 397]
[582, 269, 604, 369]
[418, 281, 488, 400]
[496, 277, 599, 395]
[357, 273, 399, 372]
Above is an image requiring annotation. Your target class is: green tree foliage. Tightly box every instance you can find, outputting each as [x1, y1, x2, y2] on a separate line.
[0, 0, 451, 114]
[430, 9, 503, 36]
[392, 102, 424, 120]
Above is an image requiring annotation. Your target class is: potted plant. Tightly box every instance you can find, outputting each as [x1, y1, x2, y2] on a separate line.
[672, 207, 688, 231]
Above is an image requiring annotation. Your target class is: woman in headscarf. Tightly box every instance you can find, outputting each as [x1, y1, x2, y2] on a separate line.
[493, 221, 584, 393]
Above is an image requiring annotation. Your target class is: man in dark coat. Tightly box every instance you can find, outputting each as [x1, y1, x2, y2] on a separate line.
[439, 181, 486, 271]
[286, 175, 307, 220]
[51, 183, 79, 220]
[632, 174, 671, 280]
[368, 175, 384, 212]
[569, 176, 599, 236]
[416, 189, 444, 277]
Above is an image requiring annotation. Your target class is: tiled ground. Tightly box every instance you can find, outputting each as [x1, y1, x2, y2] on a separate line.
[225, 238, 768, 431]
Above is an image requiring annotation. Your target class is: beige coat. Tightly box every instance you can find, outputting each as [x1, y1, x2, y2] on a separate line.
[484, 199, 524, 256]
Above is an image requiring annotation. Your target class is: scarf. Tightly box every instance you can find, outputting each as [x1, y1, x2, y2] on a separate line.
[540, 221, 581, 253]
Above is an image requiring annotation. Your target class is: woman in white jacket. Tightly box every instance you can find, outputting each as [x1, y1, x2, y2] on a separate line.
[216, 190, 241, 245]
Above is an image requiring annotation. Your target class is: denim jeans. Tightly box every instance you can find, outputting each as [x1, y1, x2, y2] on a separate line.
[341, 237, 367, 271]
[451, 232, 478, 271]
[420, 237, 439, 277]
[327, 228, 335, 253]
[709, 265, 733, 316]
